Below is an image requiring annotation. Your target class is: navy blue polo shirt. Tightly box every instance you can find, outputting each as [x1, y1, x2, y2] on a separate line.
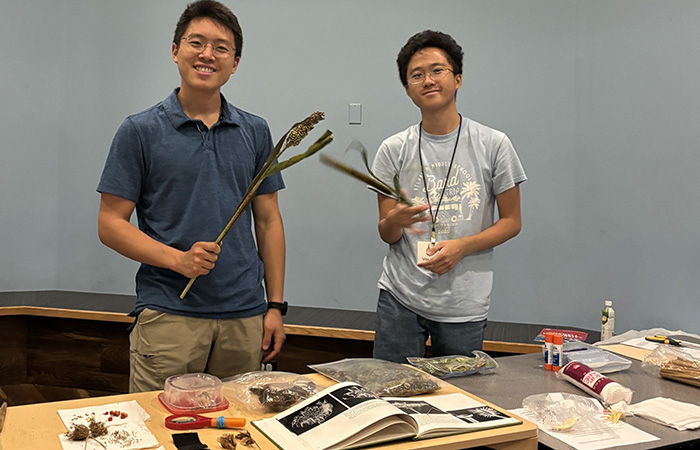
[98, 89, 284, 319]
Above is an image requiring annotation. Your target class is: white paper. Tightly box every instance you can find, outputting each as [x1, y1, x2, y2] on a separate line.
[629, 398, 700, 431]
[511, 407, 659, 450]
[58, 400, 159, 450]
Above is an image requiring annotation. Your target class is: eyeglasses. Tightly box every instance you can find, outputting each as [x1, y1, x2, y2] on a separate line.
[408, 67, 454, 85]
[180, 35, 235, 58]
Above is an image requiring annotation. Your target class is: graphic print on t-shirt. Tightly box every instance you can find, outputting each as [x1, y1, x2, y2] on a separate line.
[411, 163, 481, 235]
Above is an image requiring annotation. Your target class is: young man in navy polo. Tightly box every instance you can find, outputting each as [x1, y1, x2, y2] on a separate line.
[98, 0, 286, 392]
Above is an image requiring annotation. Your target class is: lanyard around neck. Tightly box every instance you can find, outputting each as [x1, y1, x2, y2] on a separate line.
[418, 114, 462, 244]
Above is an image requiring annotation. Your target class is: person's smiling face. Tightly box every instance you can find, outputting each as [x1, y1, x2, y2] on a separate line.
[404, 47, 462, 113]
[172, 17, 239, 94]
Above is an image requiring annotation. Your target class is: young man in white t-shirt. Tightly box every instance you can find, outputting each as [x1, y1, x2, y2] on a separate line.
[371, 30, 527, 362]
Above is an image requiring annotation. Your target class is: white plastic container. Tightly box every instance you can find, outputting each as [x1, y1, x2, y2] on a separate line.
[601, 300, 615, 341]
[559, 361, 633, 404]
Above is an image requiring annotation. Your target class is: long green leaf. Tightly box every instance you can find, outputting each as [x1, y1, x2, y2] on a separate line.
[319, 154, 397, 198]
[321, 142, 412, 205]
[267, 130, 333, 176]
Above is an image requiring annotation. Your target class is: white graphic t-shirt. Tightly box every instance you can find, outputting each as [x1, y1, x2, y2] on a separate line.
[371, 118, 527, 322]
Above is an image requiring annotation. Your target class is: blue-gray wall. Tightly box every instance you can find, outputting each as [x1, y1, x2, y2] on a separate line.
[1, 1, 698, 334]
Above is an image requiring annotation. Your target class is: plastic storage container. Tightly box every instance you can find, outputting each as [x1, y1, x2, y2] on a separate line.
[562, 340, 632, 373]
[158, 373, 229, 414]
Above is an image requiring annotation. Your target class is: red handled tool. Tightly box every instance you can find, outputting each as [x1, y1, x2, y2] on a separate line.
[165, 414, 246, 430]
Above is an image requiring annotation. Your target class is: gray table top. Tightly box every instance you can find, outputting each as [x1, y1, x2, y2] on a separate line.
[449, 352, 700, 450]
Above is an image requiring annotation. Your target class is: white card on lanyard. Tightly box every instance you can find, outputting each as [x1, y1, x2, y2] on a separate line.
[416, 240, 436, 264]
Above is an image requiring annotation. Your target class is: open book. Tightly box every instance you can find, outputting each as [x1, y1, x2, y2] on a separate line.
[252, 382, 521, 450]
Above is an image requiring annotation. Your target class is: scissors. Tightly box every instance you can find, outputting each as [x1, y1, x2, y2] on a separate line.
[165, 414, 246, 430]
[646, 335, 700, 349]
[645, 335, 681, 346]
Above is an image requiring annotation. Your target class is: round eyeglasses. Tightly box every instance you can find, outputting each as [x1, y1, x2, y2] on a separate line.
[408, 67, 454, 85]
[181, 35, 235, 58]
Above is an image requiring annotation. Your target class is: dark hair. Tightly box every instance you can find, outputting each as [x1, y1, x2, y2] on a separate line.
[173, 0, 243, 59]
[397, 30, 463, 86]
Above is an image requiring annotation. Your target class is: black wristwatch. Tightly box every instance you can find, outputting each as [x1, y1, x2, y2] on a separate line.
[267, 301, 288, 316]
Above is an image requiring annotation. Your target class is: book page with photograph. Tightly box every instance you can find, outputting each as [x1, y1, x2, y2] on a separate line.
[252, 382, 522, 450]
[384, 393, 522, 440]
[253, 382, 415, 450]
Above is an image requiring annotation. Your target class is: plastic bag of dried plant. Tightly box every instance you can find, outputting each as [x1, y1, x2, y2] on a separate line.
[407, 351, 499, 379]
[642, 345, 700, 388]
[308, 358, 443, 397]
[222, 371, 318, 414]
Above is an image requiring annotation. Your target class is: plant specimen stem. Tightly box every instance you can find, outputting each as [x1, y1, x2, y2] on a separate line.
[179, 117, 332, 299]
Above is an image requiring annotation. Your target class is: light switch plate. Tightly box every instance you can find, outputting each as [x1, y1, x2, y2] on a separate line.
[349, 103, 362, 125]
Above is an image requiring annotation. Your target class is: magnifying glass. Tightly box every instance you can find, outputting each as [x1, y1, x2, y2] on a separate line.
[165, 414, 246, 430]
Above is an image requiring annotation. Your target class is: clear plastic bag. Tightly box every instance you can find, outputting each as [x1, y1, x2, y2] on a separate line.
[222, 371, 318, 414]
[407, 351, 498, 378]
[308, 358, 442, 397]
[522, 392, 617, 436]
[642, 345, 700, 387]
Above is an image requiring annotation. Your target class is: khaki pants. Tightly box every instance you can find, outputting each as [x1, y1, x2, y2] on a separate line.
[129, 308, 264, 393]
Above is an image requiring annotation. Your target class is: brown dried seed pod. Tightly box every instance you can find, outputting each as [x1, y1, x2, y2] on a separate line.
[66, 424, 90, 440]
[218, 433, 237, 449]
[89, 420, 108, 437]
[284, 112, 325, 149]
[235, 430, 256, 446]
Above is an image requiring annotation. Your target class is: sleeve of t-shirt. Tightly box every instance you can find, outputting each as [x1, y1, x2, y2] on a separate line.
[96, 117, 145, 203]
[491, 134, 527, 195]
[255, 120, 285, 195]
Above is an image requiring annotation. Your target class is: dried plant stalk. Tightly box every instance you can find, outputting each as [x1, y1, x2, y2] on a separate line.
[319, 140, 411, 205]
[180, 112, 333, 299]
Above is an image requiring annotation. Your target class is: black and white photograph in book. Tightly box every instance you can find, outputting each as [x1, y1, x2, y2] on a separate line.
[387, 399, 448, 415]
[451, 406, 511, 424]
[336, 385, 379, 407]
[277, 385, 377, 435]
